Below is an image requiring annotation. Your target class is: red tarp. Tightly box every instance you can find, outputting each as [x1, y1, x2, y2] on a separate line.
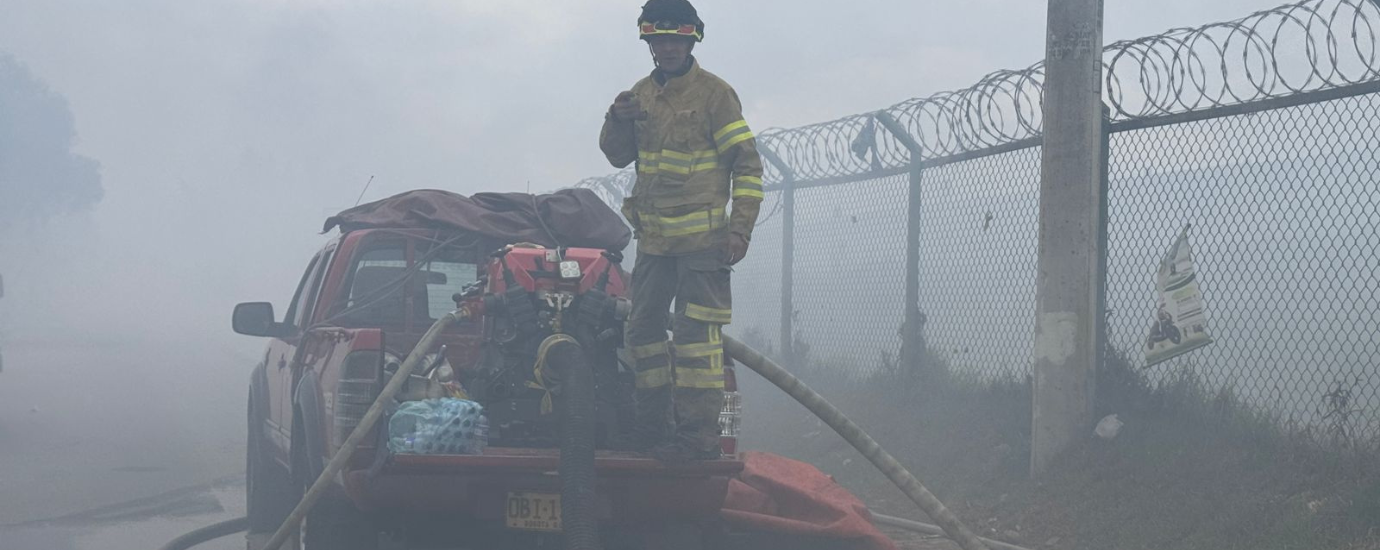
[722, 452, 899, 550]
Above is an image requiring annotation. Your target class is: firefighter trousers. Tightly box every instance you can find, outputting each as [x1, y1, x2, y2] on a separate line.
[624, 248, 731, 452]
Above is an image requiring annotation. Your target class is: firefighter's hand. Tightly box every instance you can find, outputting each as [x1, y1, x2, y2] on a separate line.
[727, 233, 750, 265]
[610, 91, 645, 122]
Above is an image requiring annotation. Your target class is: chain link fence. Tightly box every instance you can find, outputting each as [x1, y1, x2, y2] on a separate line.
[575, 0, 1380, 440]
[1107, 91, 1380, 436]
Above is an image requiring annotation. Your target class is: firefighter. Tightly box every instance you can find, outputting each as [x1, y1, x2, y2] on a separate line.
[600, 0, 764, 461]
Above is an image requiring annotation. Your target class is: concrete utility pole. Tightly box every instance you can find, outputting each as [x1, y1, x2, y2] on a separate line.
[1031, 0, 1105, 475]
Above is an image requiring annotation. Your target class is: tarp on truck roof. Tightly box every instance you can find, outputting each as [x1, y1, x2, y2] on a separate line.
[323, 188, 631, 252]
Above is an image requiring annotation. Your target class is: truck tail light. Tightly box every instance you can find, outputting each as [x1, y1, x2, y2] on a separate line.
[719, 365, 741, 455]
[333, 350, 382, 451]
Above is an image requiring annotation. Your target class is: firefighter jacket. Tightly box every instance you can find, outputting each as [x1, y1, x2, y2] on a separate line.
[600, 59, 764, 256]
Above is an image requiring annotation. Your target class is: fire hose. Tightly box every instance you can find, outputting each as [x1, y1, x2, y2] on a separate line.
[159, 314, 1024, 550]
[722, 336, 992, 550]
[154, 516, 248, 550]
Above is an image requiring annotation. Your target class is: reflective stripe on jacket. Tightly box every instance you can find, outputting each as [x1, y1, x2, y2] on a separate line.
[600, 59, 764, 255]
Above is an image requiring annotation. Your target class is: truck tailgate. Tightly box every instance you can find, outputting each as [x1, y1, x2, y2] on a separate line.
[343, 448, 744, 524]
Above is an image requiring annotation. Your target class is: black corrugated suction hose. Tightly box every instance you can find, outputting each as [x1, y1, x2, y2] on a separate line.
[541, 333, 603, 550]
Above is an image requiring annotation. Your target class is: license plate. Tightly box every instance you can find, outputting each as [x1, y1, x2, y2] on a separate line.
[505, 492, 561, 532]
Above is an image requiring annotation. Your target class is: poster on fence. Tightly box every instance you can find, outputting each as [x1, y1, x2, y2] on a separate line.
[1145, 224, 1215, 367]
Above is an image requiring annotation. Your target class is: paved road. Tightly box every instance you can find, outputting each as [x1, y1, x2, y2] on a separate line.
[0, 477, 957, 550]
[0, 337, 251, 526]
[1, 479, 246, 550]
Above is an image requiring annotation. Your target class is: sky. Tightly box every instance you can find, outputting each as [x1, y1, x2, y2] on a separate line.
[0, 0, 1283, 350]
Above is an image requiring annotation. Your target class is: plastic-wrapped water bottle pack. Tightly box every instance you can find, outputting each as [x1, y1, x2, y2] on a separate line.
[387, 398, 489, 455]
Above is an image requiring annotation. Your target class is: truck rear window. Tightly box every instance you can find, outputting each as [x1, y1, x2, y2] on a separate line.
[341, 241, 477, 327]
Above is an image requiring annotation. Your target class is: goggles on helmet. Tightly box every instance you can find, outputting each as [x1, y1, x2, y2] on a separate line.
[639, 20, 703, 42]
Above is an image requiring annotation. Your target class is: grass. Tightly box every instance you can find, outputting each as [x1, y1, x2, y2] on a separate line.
[735, 334, 1380, 550]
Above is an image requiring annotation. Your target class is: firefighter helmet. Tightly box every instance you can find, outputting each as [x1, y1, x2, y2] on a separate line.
[638, 0, 704, 42]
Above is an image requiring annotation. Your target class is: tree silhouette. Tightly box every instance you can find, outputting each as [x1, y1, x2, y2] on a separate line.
[0, 53, 103, 231]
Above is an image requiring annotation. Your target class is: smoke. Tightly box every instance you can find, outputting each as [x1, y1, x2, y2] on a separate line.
[0, 53, 102, 232]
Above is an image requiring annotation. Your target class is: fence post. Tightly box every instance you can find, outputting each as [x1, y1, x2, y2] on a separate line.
[1031, 0, 1105, 476]
[1096, 103, 1111, 375]
[758, 145, 796, 366]
[874, 112, 927, 377]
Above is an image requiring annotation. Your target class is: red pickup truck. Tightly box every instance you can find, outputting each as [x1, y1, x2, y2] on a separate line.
[233, 194, 748, 550]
